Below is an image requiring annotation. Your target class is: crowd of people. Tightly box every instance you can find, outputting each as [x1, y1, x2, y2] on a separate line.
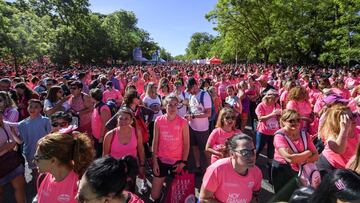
[1, 63, 360, 202]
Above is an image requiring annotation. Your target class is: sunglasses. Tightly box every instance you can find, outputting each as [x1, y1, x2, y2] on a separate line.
[234, 148, 256, 157]
[52, 122, 69, 127]
[33, 154, 49, 162]
[287, 118, 300, 123]
[70, 87, 78, 90]
[225, 116, 237, 120]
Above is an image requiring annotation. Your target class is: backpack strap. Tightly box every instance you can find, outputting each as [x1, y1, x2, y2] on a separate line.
[96, 102, 105, 115]
[200, 90, 205, 107]
[182, 91, 185, 99]
[276, 130, 299, 153]
[108, 129, 116, 154]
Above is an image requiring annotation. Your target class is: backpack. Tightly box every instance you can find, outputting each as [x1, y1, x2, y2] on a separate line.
[276, 130, 321, 189]
[97, 100, 118, 117]
[199, 90, 216, 121]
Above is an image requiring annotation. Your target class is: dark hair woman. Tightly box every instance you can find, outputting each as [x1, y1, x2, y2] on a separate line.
[76, 155, 144, 203]
[15, 82, 39, 119]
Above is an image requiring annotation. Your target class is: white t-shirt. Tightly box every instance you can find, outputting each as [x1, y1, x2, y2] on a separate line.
[44, 99, 71, 112]
[143, 95, 163, 121]
[189, 91, 212, 131]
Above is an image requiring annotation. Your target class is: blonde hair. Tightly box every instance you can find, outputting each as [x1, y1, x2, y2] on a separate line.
[318, 104, 350, 141]
[215, 107, 236, 130]
[37, 132, 95, 176]
[0, 91, 16, 109]
[280, 109, 300, 128]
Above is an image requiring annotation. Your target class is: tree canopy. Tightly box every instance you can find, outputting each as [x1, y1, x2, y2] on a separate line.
[178, 0, 360, 66]
[0, 0, 171, 69]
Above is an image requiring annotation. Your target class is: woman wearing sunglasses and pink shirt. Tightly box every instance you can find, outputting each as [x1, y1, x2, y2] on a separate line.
[200, 133, 262, 203]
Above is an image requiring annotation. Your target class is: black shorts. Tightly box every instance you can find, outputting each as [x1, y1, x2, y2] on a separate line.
[154, 158, 184, 178]
[189, 127, 209, 150]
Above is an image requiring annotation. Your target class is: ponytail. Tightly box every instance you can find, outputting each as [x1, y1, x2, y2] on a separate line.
[84, 155, 138, 199]
[72, 133, 95, 176]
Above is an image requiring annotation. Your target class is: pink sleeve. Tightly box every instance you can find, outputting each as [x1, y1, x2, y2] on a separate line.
[255, 103, 265, 116]
[273, 134, 289, 149]
[202, 165, 219, 193]
[207, 129, 219, 147]
[286, 100, 297, 111]
[253, 167, 263, 192]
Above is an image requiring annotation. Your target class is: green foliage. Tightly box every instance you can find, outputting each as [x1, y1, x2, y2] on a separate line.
[0, 0, 172, 67]
[182, 0, 360, 66]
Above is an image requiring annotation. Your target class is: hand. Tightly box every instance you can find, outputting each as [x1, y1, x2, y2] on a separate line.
[153, 161, 160, 176]
[5, 142, 16, 151]
[182, 99, 189, 106]
[272, 109, 281, 116]
[98, 137, 104, 143]
[184, 114, 193, 121]
[340, 114, 351, 133]
[139, 165, 146, 177]
[172, 162, 186, 173]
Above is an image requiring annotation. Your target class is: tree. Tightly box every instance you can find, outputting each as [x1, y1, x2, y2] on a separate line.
[185, 32, 214, 59]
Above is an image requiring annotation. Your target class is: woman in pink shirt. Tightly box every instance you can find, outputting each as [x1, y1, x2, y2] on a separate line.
[102, 106, 145, 192]
[205, 108, 241, 164]
[102, 81, 123, 107]
[332, 79, 351, 99]
[200, 133, 262, 203]
[77, 156, 144, 203]
[255, 89, 281, 163]
[34, 132, 94, 203]
[286, 86, 313, 132]
[272, 110, 318, 194]
[316, 104, 359, 176]
[150, 95, 190, 202]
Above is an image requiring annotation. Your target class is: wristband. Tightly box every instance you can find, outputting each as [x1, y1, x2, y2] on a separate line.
[181, 160, 188, 165]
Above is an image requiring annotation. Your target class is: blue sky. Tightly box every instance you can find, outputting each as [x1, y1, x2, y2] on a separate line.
[89, 0, 218, 56]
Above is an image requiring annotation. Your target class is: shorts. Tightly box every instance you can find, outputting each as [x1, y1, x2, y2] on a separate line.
[0, 165, 24, 186]
[189, 127, 209, 150]
[154, 158, 183, 178]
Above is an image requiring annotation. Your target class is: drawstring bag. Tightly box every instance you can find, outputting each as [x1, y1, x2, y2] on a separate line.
[281, 130, 321, 189]
[164, 170, 195, 203]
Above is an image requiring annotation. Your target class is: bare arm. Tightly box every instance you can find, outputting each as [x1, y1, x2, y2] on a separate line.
[199, 187, 221, 203]
[278, 147, 313, 164]
[182, 123, 190, 161]
[99, 108, 112, 143]
[102, 130, 114, 156]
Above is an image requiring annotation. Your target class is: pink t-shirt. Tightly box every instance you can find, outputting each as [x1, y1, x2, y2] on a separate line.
[91, 105, 110, 139]
[202, 158, 262, 203]
[102, 88, 122, 103]
[155, 115, 187, 164]
[286, 100, 312, 130]
[207, 128, 241, 163]
[255, 102, 281, 135]
[110, 128, 138, 159]
[216, 81, 230, 101]
[273, 131, 317, 171]
[69, 94, 92, 127]
[37, 171, 78, 203]
[322, 132, 359, 169]
[331, 88, 351, 99]
[280, 90, 289, 107]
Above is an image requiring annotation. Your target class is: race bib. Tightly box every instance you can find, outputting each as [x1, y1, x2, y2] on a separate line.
[266, 117, 279, 130]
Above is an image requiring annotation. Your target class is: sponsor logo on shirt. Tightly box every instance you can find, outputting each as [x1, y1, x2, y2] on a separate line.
[57, 194, 71, 202]
[248, 181, 254, 188]
[226, 193, 247, 203]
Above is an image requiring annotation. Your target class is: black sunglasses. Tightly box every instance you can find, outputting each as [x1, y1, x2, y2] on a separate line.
[33, 154, 49, 162]
[234, 148, 256, 157]
[52, 122, 69, 127]
[225, 116, 237, 120]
